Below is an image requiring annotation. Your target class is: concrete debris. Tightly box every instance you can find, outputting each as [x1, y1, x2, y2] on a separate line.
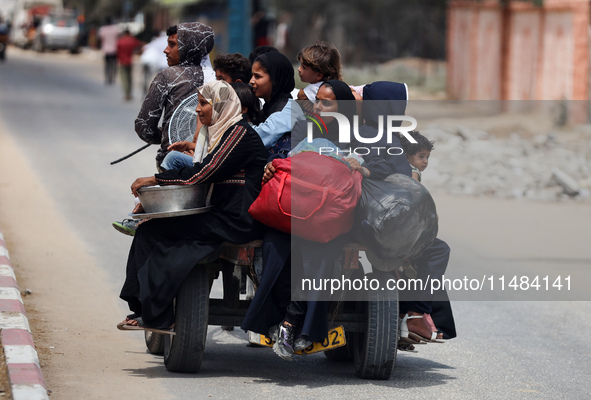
[420, 126, 591, 202]
[551, 167, 580, 196]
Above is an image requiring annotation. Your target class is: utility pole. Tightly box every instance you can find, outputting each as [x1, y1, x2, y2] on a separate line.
[227, 0, 252, 56]
[123, 0, 132, 21]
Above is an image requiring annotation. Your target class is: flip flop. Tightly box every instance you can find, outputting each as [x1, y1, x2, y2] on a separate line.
[117, 315, 176, 336]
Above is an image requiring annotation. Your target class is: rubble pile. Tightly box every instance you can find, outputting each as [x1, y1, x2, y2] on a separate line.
[420, 125, 591, 202]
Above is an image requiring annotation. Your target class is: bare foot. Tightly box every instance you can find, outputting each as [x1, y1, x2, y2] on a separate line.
[132, 203, 145, 214]
[118, 315, 174, 331]
[120, 316, 139, 327]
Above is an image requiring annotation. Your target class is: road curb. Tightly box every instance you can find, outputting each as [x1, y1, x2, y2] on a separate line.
[0, 230, 49, 400]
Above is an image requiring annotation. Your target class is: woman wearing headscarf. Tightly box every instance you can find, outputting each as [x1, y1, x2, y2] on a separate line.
[118, 80, 267, 331]
[241, 80, 364, 361]
[291, 79, 357, 146]
[289, 79, 365, 170]
[358, 81, 456, 343]
[356, 81, 411, 179]
[249, 51, 304, 153]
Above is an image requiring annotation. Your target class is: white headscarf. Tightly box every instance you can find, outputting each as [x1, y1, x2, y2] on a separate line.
[192, 80, 243, 162]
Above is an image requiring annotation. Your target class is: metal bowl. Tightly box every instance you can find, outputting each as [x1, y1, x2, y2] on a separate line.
[137, 184, 210, 213]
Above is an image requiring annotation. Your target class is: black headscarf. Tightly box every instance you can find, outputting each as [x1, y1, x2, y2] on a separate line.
[358, 81, 411, 179]
[255, 52, 295, 118]
[317, 80, 356, 144]
[322, 80, 356, 119]
[291, 80, 357, 145]
[361, 81, 408, 127]
[322, 80, 355, 101]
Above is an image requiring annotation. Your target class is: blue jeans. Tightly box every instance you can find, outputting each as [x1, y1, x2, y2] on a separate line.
[161, 151, 193, 170]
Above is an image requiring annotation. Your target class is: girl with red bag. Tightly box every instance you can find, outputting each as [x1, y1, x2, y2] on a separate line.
[357, 81, 456, 343]
[242, 80, 365, 360]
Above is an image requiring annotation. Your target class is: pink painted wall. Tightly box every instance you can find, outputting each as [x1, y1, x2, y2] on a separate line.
[474, 9, 503, 99]
[447, 0, 589, 101]
[507, 11, 541, 100]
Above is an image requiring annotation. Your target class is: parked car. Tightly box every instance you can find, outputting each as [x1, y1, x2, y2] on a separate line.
[10, 0, 62, 49]
[33, 13, 79, 53]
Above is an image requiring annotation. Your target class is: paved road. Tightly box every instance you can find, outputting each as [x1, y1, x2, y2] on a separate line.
[0, 47, 590, 399]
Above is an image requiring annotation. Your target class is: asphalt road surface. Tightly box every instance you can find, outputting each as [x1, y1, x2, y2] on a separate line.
[0, 47, 590, 399]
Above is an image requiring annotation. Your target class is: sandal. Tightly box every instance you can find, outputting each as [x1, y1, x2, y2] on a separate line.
[117, 314, 176, 336]
[423, 313, 444, 340]
[400, 314, 443, 343]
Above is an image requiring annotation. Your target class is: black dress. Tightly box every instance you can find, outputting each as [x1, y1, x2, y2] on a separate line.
[120, 121, 267, 329]
[241, 81, 359, 342]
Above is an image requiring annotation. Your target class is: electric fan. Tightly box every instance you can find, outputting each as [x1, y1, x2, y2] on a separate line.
[168, 92, 200, 144]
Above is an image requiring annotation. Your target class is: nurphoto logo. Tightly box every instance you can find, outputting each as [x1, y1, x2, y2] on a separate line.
[306, 111, 418, 156]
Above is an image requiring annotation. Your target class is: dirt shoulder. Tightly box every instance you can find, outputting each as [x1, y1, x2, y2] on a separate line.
[0, 123, 169, 398]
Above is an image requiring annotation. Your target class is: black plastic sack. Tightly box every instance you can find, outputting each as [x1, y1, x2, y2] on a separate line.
[354, 174, 438, 267]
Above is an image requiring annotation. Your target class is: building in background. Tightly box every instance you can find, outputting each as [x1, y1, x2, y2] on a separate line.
[447, 0, 590, 101]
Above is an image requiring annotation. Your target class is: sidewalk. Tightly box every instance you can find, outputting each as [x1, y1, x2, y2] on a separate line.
[0, 229, 49, 400]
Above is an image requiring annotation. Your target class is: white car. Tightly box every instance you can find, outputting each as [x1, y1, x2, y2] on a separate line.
[33, 13, 79, 53]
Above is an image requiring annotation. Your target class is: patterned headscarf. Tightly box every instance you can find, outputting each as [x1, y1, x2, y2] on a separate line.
[195, 81, 243, 158]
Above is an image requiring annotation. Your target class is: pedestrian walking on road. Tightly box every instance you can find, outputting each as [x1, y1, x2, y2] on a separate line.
[97, 17, 119, 84]
[117, 29, 144, 101]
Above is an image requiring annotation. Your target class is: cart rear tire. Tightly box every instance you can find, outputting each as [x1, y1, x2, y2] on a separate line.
[144, 331, 164, 355]
[164, 267, 209, 373]
[352, 282, 398, 380]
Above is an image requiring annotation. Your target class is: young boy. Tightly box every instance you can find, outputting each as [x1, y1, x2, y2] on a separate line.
[401, 130, 445, 343]
[296, 42, 342, 109]
[401, 131, 434, 182]
[212, 53, 252, 83]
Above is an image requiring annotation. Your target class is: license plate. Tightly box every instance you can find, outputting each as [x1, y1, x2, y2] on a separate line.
[248, 325, 346, 355]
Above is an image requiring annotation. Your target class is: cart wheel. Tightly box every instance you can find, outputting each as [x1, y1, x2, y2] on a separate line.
[352, 280, 398, 380]
[144, 331, 164, 355]
[164, 267, 209, 373]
